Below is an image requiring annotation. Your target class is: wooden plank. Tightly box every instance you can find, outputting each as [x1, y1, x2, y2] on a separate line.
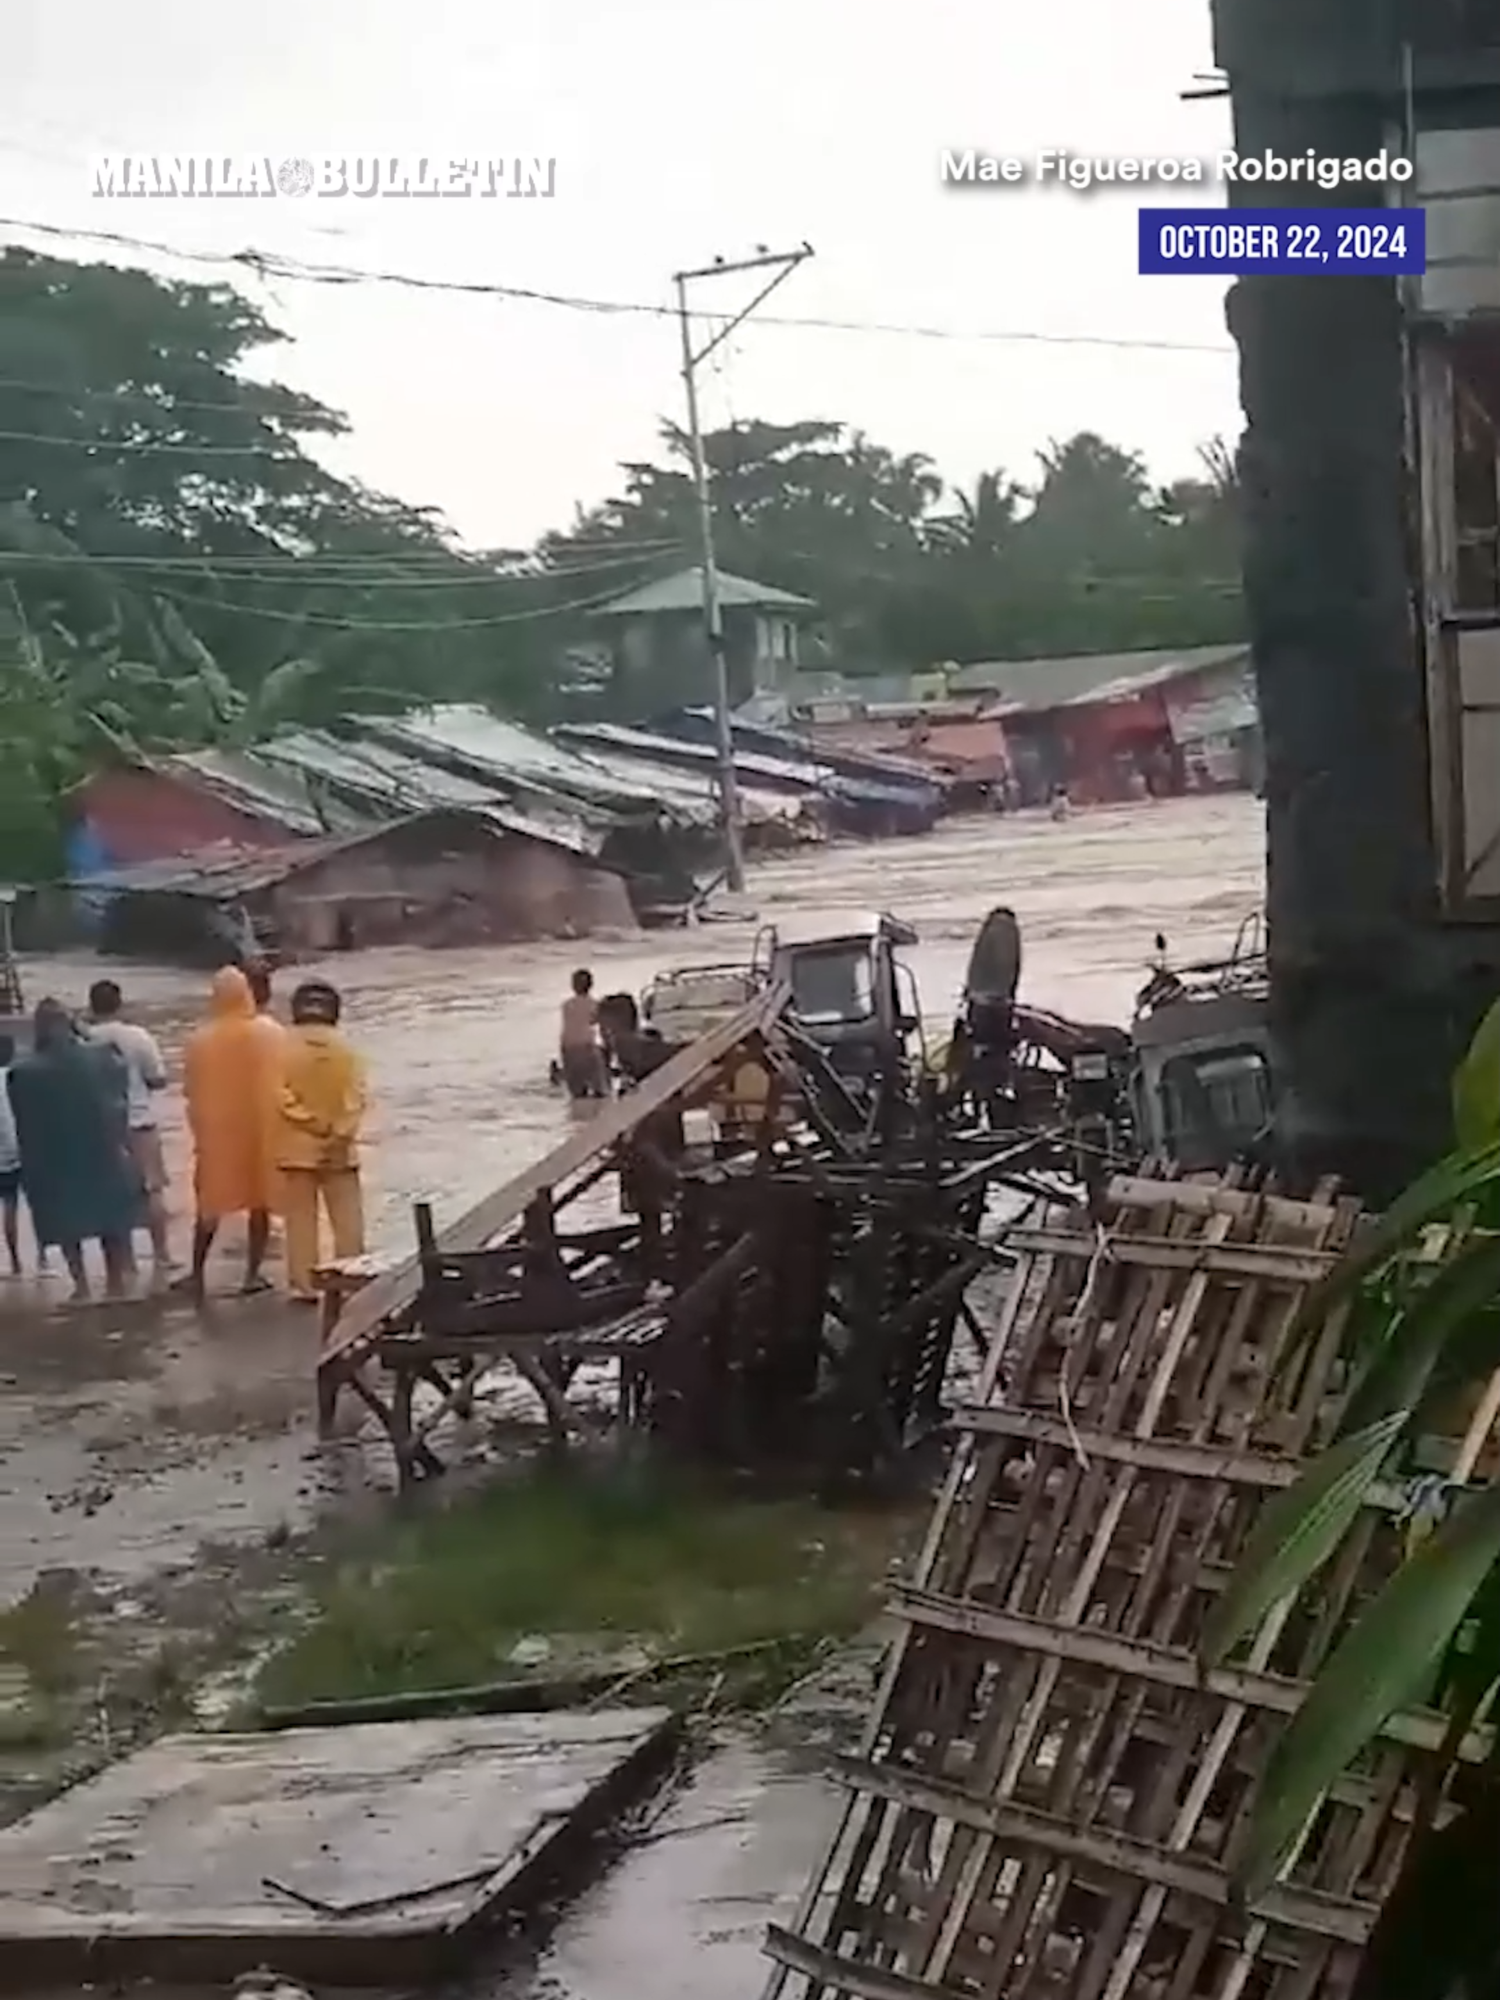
[830, 1758, 1375, 1946]
[0, 1708, 678, 1989]
[951, 1405, 1301, 1489]
[762, 1173, 1487, 2000]
[763, 1927, 967, 2000]
[1003, 1226, 1340, 1283]
[1103, 1175, 1342, 1229]
[889, 1585, 1486, 1762]
[323, 986, 786, 1365]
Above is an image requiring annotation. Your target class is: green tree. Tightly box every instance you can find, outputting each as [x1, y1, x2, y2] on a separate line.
[547, 417, 943, 661]
[546, 417, 1245, 689]
[0, 248, 591, 724]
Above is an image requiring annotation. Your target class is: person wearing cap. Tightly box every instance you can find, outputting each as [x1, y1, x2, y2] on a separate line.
[274, 980, 367, 1303]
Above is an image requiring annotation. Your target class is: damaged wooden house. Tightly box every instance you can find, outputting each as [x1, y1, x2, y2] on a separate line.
[76, 807, 638, 966]
[60, 706, 739, 961]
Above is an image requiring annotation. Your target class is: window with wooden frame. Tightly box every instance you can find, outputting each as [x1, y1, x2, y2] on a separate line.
[1410, 119, 1500, 918]
[1415, 331, 1500, 916]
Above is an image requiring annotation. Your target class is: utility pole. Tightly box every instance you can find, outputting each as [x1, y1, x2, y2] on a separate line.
[673, 244, 812, 893]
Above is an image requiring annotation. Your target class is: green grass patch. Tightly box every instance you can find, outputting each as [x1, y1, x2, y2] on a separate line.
[255, 1466, 905, 1712]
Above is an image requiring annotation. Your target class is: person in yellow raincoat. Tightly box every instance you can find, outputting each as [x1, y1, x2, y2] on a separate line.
[179, 966, 280, 1298]
[274, 979, 367, 1304]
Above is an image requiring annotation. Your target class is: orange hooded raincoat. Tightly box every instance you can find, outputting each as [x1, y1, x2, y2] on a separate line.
[183, 967, 280, 1217]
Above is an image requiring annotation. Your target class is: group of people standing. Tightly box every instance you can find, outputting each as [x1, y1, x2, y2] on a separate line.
[0, 964, 368, 1305]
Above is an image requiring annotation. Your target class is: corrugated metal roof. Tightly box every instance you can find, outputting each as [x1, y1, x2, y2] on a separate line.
[947, 643, 1249, 711]
[256, 731, 610, 858]
[664, 709, 945, 809]
[1053, 654, 1248, 708]
[590, 566, 815, 618]
[546, 728, 800, 827]
[363, 706, 672, 816]
[258, 731, 496, 812]
[161, 747, 354, 837]
[565, 718, 829, 792]
[71, 804, 618, 899]
[72, 839, 348, 900]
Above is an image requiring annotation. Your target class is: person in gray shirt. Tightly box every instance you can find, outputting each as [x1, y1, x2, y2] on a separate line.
[87, 979, 173, 1274]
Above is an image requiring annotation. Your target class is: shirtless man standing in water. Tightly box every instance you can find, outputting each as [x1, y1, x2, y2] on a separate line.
[557, 968, 609, 1100]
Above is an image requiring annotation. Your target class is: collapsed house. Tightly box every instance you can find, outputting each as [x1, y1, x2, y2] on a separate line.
[66, 709, 713, 952]
[59, 695, 952, 963]
[72, 808, 636, 965]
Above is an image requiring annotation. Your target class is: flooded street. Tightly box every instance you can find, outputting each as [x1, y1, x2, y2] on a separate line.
[0, 796, 1263, 1611]
[0, 797, 1262, 1998]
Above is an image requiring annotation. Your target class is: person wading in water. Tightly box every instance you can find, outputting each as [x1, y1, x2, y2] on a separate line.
[558, 968, 609, 1100]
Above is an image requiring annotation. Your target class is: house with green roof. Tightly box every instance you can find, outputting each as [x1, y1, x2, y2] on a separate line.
[591, 564, 818, 713]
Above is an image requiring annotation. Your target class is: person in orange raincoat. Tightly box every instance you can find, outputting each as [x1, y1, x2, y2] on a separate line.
[273, 980, 367, 1304]
[178, 966, 280, 1298]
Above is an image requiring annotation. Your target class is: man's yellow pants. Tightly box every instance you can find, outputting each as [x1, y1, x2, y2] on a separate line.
[279, 1166, 364, 1298]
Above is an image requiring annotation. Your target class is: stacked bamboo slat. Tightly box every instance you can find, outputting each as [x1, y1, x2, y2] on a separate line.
[764, 1172, 1478, 2000]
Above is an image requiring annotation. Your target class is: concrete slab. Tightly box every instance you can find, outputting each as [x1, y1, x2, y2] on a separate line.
[0, 1707, 676, 1990]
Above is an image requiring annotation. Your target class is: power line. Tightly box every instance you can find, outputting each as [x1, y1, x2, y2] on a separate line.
[0, 215, 1235, 357]
[0, 426, 323, 457]
[0, 523, 1245, 598]
[0, 544, 681, 585]
[145, 565, 1242, 635]
[0, 375, 346, 420]
[155, 576, 646, 631]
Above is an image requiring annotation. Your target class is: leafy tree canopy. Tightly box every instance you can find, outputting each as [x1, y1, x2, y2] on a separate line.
[547, 418, 1242, 669]
[0, 245, 1244, 873]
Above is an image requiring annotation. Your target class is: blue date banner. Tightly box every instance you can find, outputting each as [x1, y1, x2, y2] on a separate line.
[1138, 207, 1425, 274]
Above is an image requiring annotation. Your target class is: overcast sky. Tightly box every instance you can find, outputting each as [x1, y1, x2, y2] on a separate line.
[6, 0, 1235, 552]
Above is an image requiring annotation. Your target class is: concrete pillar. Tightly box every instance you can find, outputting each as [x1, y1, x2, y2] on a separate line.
[1226, 89, 1498, 1197]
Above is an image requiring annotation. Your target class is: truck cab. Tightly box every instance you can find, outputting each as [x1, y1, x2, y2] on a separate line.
[1129, 928, 1277, 1171]
[760, 910, 922, 1087]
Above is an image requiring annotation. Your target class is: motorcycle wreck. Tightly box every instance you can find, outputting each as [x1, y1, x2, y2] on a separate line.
[942, 907, 1279, 1182]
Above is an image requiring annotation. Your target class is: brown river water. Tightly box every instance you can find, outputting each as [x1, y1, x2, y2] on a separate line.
[0, 797, 1263, 1998]
[0, 795, 1262, 1608]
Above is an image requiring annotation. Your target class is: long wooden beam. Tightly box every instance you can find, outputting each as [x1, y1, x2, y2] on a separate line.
[319, 984, 788, 1376]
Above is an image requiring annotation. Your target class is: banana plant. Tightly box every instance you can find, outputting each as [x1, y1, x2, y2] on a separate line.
[1200, 1010, 1500, 1928]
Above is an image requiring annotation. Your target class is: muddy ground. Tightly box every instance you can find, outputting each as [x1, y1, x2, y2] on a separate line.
[0, 798, 1263, 1990]
[2, 795, 1262, 1616]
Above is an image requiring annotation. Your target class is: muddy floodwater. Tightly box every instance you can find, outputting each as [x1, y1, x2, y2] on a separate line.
[0, 796, 1263, 1611]
[0, 798, 1263, 2000]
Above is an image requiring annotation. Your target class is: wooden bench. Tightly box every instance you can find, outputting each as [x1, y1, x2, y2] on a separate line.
[313, 1254, 389, 1435]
